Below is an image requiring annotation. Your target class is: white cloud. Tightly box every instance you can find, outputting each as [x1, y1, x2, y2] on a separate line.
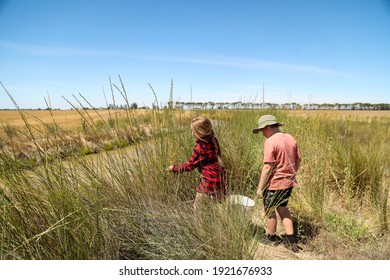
[1, 40, 353, 78]
[141, 54, 353, 77]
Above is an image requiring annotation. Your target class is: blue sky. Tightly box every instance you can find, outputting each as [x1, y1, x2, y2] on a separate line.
[0, 0, 389, 109]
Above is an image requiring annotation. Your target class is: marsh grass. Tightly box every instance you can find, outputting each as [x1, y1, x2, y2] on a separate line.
[0, 87, 259, 259]
[289, 112, 390, 257]
[1, 80, 389, 259]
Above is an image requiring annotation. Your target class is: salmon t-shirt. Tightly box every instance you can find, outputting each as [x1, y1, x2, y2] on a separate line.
[263, 132, 301, 190]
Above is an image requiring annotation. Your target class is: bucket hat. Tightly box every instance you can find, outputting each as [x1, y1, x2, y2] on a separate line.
[252, 115, 284, 134]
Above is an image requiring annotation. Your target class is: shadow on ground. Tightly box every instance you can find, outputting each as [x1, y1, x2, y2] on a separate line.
[250, 215, 320, 246]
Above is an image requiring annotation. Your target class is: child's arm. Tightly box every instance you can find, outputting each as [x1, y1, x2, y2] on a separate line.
[256, 162, 274, 195]
[169, 144, 202, 173]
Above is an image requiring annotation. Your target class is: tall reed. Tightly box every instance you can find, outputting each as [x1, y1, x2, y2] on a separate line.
[1, 80, 389, 259]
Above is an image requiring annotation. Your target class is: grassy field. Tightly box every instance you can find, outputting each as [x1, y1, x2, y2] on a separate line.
[0, 108, 389, 260]
[0, 109, 148, 131]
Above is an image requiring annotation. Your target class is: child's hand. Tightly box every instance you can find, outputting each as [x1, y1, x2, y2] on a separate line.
[166, 165, 174, 172]
[256, 187, 263, 197]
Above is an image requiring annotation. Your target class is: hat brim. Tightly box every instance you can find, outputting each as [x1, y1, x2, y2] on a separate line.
[252, 128, 262, 134]
[252, 122, 284, 134]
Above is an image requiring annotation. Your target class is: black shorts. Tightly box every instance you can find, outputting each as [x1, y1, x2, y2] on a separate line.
[263, 187, 293, 209]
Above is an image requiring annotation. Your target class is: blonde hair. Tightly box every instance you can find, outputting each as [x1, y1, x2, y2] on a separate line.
[191, 116, 214, 140]
[191, 116, 224, 168]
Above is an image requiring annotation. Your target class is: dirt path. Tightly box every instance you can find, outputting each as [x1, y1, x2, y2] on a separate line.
[255, 243, 318, 260]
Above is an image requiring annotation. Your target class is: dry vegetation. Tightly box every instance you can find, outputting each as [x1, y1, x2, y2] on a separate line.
[0, 109, 146, 131]
[287, 109, 390, 122]
[0, 107, 389, 260]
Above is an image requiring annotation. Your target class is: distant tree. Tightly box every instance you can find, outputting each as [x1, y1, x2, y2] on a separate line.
[130, 102, 138, 109]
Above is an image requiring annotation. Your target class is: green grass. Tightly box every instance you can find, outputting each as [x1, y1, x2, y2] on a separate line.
[0, 83, 389, 259]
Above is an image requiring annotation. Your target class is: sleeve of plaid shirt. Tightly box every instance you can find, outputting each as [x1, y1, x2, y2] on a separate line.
[171, 143, 203, 173]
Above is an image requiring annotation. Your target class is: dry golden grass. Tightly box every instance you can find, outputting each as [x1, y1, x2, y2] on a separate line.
[0, 109, 145, 130]
[2, 109, 388, 128]
[0, 108, 389, 260]
[287, 109, 390, 122]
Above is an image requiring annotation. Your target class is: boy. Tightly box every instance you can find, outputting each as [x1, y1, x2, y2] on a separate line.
[253, 115, 301, 253]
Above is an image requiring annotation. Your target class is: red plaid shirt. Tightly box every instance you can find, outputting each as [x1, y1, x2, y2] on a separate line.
[172, 136, 226, 201]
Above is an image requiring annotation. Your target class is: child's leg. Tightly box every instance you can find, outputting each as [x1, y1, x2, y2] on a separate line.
[193, 192, 211, 213]
[193, 192, 212, 224]
[276, 206, 294, 235]
[277, 206, 299, 252]
[263, 190, 278, 236]
[265, 209, 278, 236]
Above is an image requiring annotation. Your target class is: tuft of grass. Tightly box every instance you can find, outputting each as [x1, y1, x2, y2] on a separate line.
[1, 80, 389, 260]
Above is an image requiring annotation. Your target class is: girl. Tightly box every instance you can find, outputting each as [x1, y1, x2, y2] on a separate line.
[168, 116, 226, 210]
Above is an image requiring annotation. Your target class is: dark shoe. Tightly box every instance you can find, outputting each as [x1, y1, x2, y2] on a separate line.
[285, 234, 300, 253]
[264, 234, 282, 246]
[289, 242, 300, 253]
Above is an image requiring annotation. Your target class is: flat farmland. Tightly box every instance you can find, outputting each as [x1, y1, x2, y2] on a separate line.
[287, 109, 390, 121]
[1, 109, 389, 129]
[0, 109, 138, 130]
